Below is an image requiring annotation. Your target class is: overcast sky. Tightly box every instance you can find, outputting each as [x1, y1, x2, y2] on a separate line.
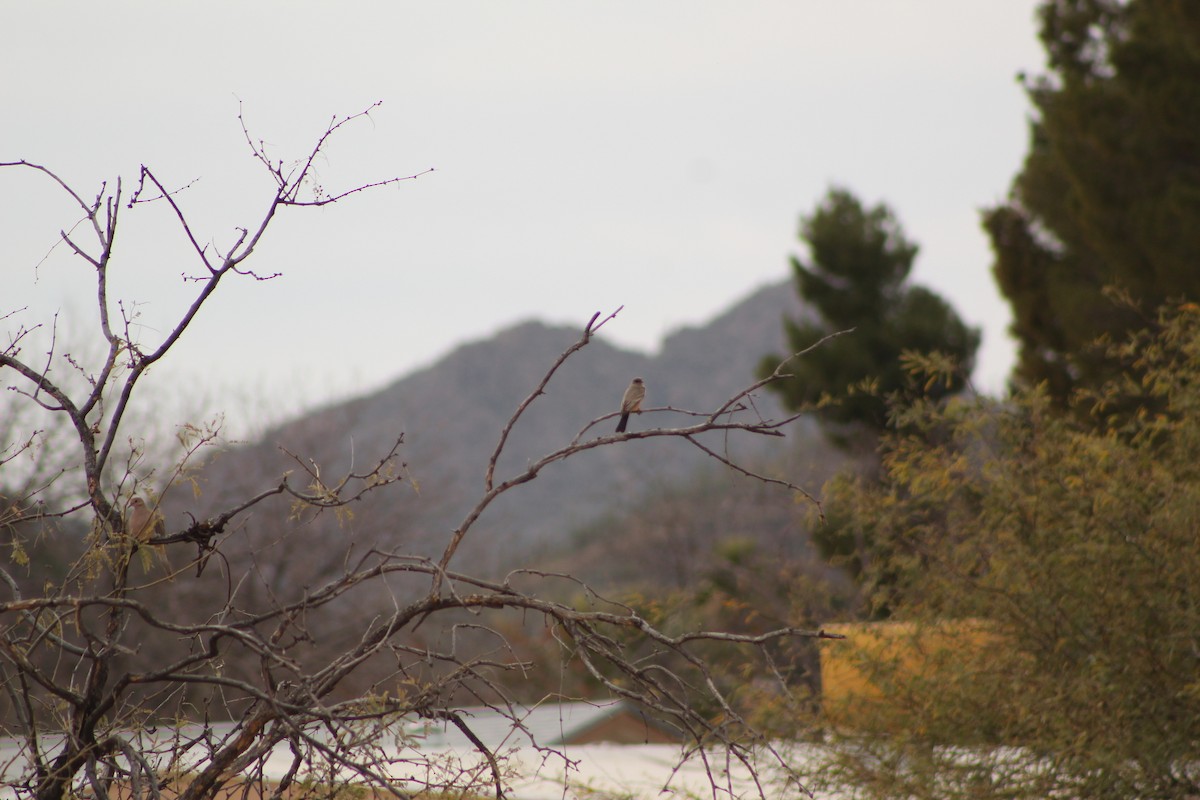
[3, 2, 1045, 430]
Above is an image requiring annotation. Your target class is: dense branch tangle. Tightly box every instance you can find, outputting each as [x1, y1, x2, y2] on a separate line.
[1, 105, 836, 800]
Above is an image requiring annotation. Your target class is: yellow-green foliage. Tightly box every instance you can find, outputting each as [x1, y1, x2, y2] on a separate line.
[816, 304, 1200, 799]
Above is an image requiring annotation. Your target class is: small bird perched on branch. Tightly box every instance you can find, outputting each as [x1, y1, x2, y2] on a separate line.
[127, 496, 166, 543]
[126, 495, 171, 574]
[616, 377, 645, 433]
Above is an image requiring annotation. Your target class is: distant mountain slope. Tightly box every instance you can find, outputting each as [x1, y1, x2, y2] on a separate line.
[177, 279, 822, 575]
[656, 278, 816, 408]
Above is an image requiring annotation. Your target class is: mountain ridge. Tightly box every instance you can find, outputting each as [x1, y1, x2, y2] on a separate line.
[176, 278, 823, 575]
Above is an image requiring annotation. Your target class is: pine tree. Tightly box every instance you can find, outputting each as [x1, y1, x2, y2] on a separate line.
[762, 188, 980, 450]
[985, 0, 1200, 401]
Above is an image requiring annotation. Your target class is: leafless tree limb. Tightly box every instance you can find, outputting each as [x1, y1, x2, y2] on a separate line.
[1, 107, 842, 800]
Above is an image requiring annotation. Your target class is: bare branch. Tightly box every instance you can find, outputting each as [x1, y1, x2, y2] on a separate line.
[1, 111, 843, 800]
[484, 308, 619, 492]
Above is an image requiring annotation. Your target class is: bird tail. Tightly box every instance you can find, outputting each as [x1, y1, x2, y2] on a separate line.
[616, 413, 630, 433]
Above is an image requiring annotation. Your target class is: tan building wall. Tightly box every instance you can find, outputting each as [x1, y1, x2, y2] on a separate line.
[818, 619, 1002, 730]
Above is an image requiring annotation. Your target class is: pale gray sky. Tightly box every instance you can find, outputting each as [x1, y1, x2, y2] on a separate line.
[3, 2, 1044, 427]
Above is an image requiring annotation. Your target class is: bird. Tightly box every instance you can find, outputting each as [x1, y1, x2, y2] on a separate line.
[127, 496, 166, 543]
[126, 495, 172, 574]
[616, 377, 646, 433]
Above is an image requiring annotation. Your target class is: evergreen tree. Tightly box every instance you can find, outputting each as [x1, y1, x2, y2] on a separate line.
[762, 188, 980, 450]
[985, 0, 1200, 402]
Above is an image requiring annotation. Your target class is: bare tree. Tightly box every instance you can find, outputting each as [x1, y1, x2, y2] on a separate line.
[1, 105, 842, 800]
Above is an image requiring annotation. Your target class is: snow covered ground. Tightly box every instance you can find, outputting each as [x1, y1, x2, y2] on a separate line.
[0, 731, 839, 799]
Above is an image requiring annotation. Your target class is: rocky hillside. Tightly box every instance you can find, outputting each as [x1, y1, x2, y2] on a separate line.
[173, 279, 826, 577]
